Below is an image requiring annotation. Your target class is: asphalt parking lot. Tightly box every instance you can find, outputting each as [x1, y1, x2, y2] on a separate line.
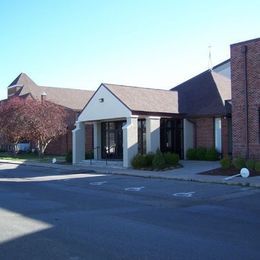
[0, 163, 260, 260]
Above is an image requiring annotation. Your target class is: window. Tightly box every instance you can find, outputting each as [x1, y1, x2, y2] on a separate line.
[214, 118, 222, 153]
[138, 119, 146, 154]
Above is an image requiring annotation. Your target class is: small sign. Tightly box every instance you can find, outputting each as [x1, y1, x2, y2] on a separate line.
[240, 168, 250, 178]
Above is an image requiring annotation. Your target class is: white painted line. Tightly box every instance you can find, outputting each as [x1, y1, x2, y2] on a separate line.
[89, 181, 107, 186]
[125, 186, 145, 192]
[173, 192, 195, 198]
[0, 174, 105, 183]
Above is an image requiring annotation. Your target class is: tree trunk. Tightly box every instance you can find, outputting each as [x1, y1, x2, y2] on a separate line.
[37, 140, 52, 158]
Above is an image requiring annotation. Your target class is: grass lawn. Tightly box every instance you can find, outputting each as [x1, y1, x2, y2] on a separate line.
[0, 152, 66, 163]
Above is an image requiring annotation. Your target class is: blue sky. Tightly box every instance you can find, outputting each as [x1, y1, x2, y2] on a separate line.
[0, 0, 259, 100]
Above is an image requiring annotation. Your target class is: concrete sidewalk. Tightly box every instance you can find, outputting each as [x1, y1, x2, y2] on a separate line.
[0, 159, 260, 188]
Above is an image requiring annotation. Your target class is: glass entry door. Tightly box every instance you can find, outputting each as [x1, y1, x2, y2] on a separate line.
[160, 118, 183, 159]
[101, 121, 125, 160]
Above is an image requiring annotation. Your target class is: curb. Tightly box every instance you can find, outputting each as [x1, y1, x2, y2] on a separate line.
[108, 170, 260, 188]
[0, 159, 88, 171]
[0, 160, 259, 188]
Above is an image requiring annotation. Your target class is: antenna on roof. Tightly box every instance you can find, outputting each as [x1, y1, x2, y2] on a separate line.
[208, 45, 213, 70]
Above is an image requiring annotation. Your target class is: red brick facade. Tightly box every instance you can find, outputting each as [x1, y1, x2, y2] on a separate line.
[221, 117, 229, 156]
[194, 118, 214, 148]
[46, 124, 93, 155]
[192, 117, 229, 156]
[231, 38, 260, 160]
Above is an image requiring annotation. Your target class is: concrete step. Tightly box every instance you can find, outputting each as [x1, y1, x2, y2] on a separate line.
[79, 160, 124, 169]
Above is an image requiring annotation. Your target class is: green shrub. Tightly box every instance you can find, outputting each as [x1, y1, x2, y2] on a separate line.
[246, 159, 255, 171]
[220, 157, 232, 169]
[152, 150, 166, 170]
[205, 147, 219, 161]
[132, 154, 147, 169]
[232, 157, 246, 170]
[144, 152, 155, 167]
[255, 162, 260, 172]
[65, 150, 72, 163]
[164, 152, 179, 166]
[187, 148, 197, 160]
[196, 147, 207, 160]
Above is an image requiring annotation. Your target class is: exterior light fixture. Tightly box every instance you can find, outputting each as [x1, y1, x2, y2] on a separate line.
[99, 98, 104, 103]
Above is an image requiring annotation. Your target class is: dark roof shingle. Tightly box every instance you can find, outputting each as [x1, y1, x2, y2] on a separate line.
[8, 73, 94, 110]
[103, 83, 179, 114]
[172, 70, 231, 116]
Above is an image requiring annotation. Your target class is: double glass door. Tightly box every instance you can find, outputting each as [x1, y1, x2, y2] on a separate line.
[101, 121, 125, 160]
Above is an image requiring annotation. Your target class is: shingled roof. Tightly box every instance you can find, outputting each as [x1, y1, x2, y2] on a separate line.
[172, 70, 231, 116]
[8, 73, 94, 111]
[103, 83, 179, 115]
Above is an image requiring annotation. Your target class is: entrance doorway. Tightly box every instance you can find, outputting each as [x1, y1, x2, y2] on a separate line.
[101, 121, 125, 160]
[160, 118, 183, 158]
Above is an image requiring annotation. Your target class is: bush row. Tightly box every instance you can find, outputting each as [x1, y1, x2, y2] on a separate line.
[131, 150, 180, 170]
[220, 156, 260, 172]
[186, 147, 219, 161]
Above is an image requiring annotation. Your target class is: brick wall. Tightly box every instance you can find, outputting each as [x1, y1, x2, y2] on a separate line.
[193, 117, 229, 156]
[221, 117, 229, 156]
[46, 124, 93, 155]
[231, 38, 260, 160]
[194, 118, 214, 148]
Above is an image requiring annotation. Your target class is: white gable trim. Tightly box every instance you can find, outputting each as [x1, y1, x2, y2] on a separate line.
[78, 84, 132, 122]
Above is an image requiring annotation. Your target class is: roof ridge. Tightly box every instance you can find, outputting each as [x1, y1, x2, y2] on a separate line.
[103, 83, 174, 93]
[39, 85, 94, 92]
[8, 72, 37, 87]
[172, 59, 231, 90]
[171, 70, 210, 90]
[212, 59, 230, 70]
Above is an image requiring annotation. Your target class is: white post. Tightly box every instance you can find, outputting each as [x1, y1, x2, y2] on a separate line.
[183, 119, 195, 159]
[214, 118, 222, 153]
[72, 121, 85, 164]
[146, 116, 161, 153]
[122, 116, 138, 168]
[93, 121, 101, 160]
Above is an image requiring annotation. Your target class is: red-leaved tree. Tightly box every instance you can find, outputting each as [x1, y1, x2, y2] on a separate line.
[0, 97, 29, 146]
[0, 97, 70, 156]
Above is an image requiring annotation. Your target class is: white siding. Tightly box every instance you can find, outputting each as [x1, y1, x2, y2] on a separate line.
[183, 119, 195, 159]
[78, 84, 131, 122]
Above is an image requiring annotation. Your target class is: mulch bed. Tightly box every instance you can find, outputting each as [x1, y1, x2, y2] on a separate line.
[200, 167, 260, 177]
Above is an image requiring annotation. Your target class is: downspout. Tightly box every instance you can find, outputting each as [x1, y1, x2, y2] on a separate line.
[241, 45, 249, 159]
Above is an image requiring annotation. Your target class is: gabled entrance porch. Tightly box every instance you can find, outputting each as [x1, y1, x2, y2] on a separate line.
[73, 115, 161, 168]
[72, 83, 187, 168]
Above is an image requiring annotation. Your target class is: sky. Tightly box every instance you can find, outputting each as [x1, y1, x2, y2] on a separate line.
[0, 0, 259, 100]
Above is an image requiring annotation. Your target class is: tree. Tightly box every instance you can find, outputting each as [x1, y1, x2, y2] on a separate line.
[0, 97, 29, 148]
[0, 97, 70, 156]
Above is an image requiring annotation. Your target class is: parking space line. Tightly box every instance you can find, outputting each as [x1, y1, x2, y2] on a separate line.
[173, 192, 195, 198]
[124, 186, 145, 192]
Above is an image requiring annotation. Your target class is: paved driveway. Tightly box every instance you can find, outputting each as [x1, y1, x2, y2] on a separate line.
[0, 163, 260, 260]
